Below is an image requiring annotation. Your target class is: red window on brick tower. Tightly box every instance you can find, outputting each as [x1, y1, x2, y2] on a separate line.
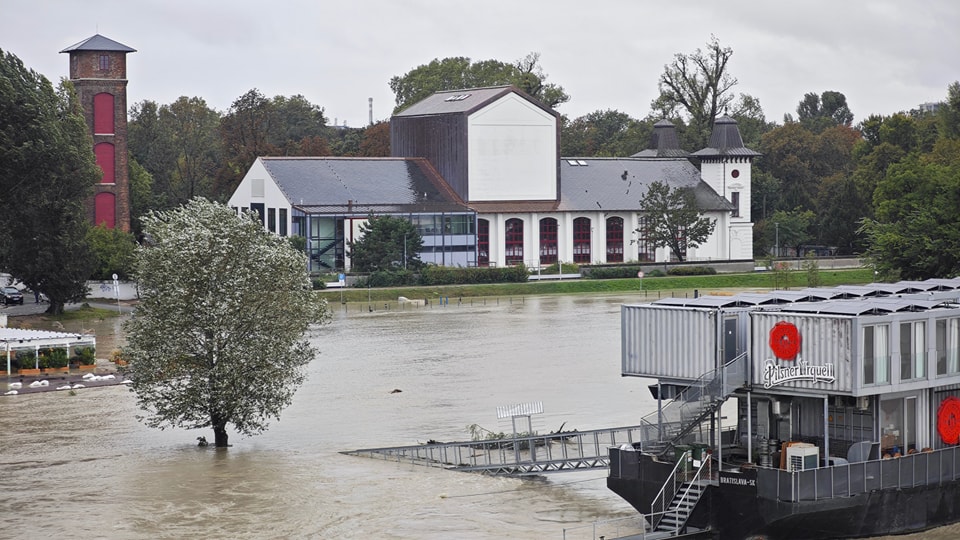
[94, 142, 115, 183]
[94, 93, 115, 134]
[95, 192, 116, 229]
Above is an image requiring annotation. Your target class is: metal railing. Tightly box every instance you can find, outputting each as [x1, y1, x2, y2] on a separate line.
[344, 424, 648, 475]
[649, 450, 711, 532]
[757, 445, 960, 502]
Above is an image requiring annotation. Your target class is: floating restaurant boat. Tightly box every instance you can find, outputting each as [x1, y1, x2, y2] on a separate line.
[610, 278, 960, 539]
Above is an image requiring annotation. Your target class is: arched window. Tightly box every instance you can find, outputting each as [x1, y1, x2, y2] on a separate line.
[93, 93, 115, 134]
[504, 218, 524, 266]
[573, 217, 591, 263]
[94, 142, 115, 184]
[478, 219, 490, 267]
[539, 218, 558, 265]
[95, 192, 116, 229]
[637, 216, 655, 261]
[606, 216, 624, 263]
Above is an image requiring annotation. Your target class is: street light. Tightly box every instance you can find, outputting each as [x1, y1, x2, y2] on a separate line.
[775, 222, 779, 259]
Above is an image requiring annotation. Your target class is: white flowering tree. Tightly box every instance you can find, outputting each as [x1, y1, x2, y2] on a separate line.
[124, 198, 329, 447]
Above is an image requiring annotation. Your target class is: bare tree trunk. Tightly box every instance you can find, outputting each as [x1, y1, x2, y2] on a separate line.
[214, 423, 229, 447]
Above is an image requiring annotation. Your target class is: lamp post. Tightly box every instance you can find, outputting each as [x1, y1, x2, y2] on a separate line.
[775, 222, 779, 259]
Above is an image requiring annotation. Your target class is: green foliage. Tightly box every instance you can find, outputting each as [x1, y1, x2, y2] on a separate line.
[795, 90, 854, 133]
[0, 49, 98, 315]
[667, 266, 717, 276]
[38, 348, 69, 369]
[73, 346, 96, 366]
[124, 198, 331, 447]
[860, 155, 960, 280]
[311, 277, 327, 290]
[390, 52, 569, 114]
[560, 110, 650, 157]
[418, 264, 529, 286]
[803, 254, 822, 287]
[87, 224, 137, 280]
[355, 269, 419, 288]
[638, 181, 717, 262]
[540, 262, 579, 275]
[14, 350, 36, 371]
[347, 215, 423, 272]
[581, 265, 648, 279]
[765, 209, 816, 256]
[287, 235, 307, 253]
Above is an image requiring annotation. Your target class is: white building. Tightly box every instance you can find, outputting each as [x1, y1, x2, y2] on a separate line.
[228, 85, 758, 272]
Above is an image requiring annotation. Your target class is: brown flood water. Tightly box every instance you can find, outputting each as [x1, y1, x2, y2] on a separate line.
[1, 295, 959, 539]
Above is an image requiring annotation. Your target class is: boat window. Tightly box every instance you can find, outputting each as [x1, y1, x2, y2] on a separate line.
[863, 324, 890, 385]
[936, 318, 960, 375]
[899, 321, 926, 381]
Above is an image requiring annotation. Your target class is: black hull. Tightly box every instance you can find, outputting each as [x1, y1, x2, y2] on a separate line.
[607, 454, 960, 539]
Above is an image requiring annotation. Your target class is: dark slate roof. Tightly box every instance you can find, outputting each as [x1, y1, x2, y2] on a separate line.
[632, 120, 690, 158]
[557, 157, 733, 213]
[260, 157, 470, 215]
[393, 85, 558, 118]
[691, 115, 760, 158]
[60, 34, 136, 53]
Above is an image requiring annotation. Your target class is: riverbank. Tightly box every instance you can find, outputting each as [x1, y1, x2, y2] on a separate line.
[3, 360, 129, 395]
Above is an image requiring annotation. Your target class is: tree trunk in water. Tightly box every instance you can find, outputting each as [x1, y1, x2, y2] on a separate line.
[214, 423, 229, 447]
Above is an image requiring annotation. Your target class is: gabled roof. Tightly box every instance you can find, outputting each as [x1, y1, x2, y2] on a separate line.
[393, 85, 558, 118]
[691, 116, 760, 158]
[259, 157, 470, 215]
[557, 157, 733, 213]
[60, 34, 136, 53]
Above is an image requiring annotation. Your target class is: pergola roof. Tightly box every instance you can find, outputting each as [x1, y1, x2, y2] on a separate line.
[2, 327, 96, 372]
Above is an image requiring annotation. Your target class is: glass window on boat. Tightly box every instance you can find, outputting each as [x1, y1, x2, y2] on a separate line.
[880, 395, 917, 456]
[863, 324, 890, 385]
[936, 317, 960, 376]
[899, 321, 926, 381]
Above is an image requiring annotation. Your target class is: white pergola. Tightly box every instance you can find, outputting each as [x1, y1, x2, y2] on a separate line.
[1, 327, 97, 373]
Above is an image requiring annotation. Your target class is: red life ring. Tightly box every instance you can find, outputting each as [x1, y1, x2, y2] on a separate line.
[938, 396, 960, 445]
[769, 322, 801, 361]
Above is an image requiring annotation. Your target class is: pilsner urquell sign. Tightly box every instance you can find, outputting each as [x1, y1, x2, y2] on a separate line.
[762, 321, 836, 388]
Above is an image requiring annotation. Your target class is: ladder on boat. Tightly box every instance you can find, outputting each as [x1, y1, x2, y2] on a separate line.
[343, 424, 648, 476]
[649, 450, 713, 537]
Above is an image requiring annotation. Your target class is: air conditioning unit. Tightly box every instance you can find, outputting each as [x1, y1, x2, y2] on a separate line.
[786, 444, 819, 471]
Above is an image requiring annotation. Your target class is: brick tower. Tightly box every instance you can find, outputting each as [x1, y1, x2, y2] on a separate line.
[60, 34, 136, 232]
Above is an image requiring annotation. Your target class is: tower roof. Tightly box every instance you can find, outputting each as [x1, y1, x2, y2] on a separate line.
[632, 119, 690, 158]
[691, 115, 760, 158]
[60, 34, 136, 54]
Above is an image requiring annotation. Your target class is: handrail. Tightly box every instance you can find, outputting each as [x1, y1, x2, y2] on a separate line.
[661, 451, 712, 535]
[649, 449, 692, 531]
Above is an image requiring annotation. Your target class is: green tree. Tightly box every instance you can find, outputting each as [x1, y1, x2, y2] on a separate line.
[348, 215, 423, 272]
[389, 53, 569, 113]
[125, 198, 330, 447]
[860, 156, 960, 279]
[650, 36, 738, 150]
[560, 110, 650, 157]
[794, 90, 854, 133]
[162, 96, 222, 204]
[86, 224, 137, 280]
[0, 49, 98, 314]
[766, 209, 816, 257]
[637, 181, 716, 262]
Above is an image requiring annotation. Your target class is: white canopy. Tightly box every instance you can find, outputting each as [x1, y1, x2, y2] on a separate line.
[2, 327, 96, 373]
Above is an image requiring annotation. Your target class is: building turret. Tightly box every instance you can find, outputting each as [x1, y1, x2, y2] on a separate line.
[692, 116, 760, 260]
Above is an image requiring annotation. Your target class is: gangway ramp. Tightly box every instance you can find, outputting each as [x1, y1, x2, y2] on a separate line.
[343, 424, 648, 476]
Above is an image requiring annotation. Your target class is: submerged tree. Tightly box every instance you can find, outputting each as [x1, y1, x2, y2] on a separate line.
[638, 181, 717, 262]
[125, 198, 330, 447]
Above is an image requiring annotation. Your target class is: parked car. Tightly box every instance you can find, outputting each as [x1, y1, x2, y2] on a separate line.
[1, 286, 24, 305]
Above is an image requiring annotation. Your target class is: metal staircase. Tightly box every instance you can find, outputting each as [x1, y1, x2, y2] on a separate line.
[638, 352, 747, 457]
[649, 449, 712, 536]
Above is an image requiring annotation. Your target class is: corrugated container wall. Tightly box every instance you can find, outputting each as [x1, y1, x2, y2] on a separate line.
[621, 305, 718, 380]
[751, 312, 854, 394]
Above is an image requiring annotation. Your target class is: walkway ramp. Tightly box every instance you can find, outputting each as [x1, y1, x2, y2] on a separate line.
[343, 424, 649, 476]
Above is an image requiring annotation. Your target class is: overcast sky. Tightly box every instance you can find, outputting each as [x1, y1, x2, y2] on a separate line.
[3, 1, 958, 128]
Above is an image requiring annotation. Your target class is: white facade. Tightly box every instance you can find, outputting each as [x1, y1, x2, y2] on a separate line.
[700, 156, 755, 261]
[479, 208, 734, 268]
[227, 158, 293, 234]
[467, 94, 558, 202]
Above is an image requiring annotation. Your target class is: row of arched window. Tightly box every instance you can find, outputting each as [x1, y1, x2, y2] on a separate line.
[476, 216, 657, 267]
